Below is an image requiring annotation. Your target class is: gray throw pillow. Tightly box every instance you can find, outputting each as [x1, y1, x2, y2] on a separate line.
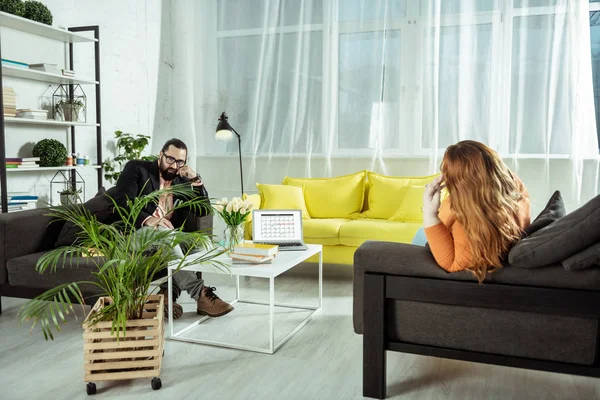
[524, 190, 565, 236]
[508, 193, 600, 268]
[561, 242, 600, 271]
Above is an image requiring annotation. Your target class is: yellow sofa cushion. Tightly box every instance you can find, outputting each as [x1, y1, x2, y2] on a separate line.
[256, 183, 310, 219]
[302, 218, 351, 246]
[241, 193, 262, 239]
[362, 172, 439, 219]
[388, 186, 426, 222]
[339, 219, 423, 247]
[283, 171, 366, 219]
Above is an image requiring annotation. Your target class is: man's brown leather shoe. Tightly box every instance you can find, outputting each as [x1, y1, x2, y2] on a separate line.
[158, 288, 183, 320]
[197, 286, 233, 317]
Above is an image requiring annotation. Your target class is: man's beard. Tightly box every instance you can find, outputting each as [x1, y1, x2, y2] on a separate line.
[159, 162, 178, 181]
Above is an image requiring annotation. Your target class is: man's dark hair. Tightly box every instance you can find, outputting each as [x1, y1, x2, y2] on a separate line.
[161, 138, 187, 153]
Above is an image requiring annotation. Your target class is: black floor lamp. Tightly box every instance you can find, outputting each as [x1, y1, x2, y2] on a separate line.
[215, 112, 244, 196]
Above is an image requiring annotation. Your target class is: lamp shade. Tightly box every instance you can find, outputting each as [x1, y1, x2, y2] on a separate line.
[215, 112, 234, 141]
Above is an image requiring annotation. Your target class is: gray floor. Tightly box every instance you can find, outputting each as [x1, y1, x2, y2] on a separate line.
[1, 264, 599, 400]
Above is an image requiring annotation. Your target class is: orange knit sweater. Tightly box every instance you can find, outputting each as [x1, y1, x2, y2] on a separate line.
[424, 181, 531, 272]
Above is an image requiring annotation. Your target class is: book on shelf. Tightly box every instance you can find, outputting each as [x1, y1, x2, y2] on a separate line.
[233, 242, 279, 257]
[7, 195, 38, 201]
[230, 253, 275, 264]
[29, 63, 61, 75]
[5, 157, 41, 162]
[16, 109, 48, 120]
[6, 161, 38, 165]
[5, 164, 39, 168]
[1, 59, 28, 68]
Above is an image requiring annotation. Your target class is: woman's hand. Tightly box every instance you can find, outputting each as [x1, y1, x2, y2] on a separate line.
[422, 175, 445, 227]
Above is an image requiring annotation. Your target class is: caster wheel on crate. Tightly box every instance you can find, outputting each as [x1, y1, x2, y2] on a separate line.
[86, 382, 97, 395]
[151, 377, 162, 390]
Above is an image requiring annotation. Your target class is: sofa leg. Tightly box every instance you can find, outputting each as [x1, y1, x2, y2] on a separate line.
[363, 273, 386, 399]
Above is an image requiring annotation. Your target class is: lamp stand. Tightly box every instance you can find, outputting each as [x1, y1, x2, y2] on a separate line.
[230, 126, 244, 196]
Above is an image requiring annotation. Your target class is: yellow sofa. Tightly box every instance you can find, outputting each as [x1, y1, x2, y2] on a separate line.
[243, 171, 440, 265]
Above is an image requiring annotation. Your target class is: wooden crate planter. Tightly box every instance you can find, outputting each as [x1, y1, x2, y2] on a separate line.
[82, 294, 164, 395]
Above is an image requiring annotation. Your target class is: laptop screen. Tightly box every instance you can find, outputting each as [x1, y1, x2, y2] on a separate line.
[252, 210, 303, 242]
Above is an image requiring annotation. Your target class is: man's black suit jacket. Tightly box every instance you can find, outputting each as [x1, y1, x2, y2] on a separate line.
[114, 160, 210, 228]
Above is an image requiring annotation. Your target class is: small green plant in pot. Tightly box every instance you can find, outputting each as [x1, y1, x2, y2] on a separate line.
[55, 98, 85, 122]
[21, 0, 53, 25]
[32, 138, 67, 167]
[58, 187, 82, 206]
[0, 0, 24, 16]
[102, 130, 157, 183]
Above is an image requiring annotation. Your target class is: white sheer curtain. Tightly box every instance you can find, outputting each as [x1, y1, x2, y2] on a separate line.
[164, 0, 599, 212]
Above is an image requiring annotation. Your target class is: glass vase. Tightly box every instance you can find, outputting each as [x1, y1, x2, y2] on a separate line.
[223, 224, 244, 252]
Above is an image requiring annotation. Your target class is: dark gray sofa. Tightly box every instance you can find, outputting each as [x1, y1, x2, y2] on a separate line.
[0, 207, 213, 313]
[354, 241, 600, 399]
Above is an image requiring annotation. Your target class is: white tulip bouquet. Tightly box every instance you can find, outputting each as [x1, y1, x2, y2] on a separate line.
[215, 197, 254, 251]
[214, 197, 254, 226]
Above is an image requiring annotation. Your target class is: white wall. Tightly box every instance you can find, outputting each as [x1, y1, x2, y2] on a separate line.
[2, 0, 166, 204]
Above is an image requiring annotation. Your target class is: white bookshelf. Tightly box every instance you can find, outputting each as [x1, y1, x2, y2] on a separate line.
[0, 12, 103, 213]
[0, 12, 96, 43]
[6, 165, 102, 172]
[4, 117, 99, 127]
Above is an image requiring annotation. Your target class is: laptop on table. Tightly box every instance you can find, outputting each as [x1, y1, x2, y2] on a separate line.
[252, 209, 308, 251]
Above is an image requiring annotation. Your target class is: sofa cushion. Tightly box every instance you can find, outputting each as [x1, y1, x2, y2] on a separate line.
[302, 218, 350, 246]
[282, 171, 366, 219]
[242, 193, 262, 240]
[362, 172, 438, 219]
[388, 186, 426, 222]
[256, 183, 310, 219]
[389, 301, 598, 365]
[508, 193, 600, 268]
[353, 241, 600, 334]
[561, 242, 600, 271]
[339, 220, 422, 247]
[7, 251, 104, 294]
[524, 190, 565, 236]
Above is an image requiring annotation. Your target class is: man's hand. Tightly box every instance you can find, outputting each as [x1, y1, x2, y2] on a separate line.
[144, 216, 174, 230]
[178, 165, 197, 180]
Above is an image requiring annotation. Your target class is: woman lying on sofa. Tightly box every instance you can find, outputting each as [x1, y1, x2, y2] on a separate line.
[421, 140, 531, 282]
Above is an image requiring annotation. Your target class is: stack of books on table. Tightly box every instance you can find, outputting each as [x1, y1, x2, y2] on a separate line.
[3, 87, 16, 117]
[16, 109, 48, 120]
[230, 243, 279, 264]
[29, 63, 62, 75]
[6, 157, 40, 169]
[62, 69, 75, 77]
[1, 194, 39, 213]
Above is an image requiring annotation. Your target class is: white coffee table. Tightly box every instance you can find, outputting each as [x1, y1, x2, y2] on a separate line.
[166, 244, 323, 354]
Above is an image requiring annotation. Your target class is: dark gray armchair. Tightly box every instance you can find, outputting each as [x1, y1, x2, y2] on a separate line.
[354, 241, 600, 399]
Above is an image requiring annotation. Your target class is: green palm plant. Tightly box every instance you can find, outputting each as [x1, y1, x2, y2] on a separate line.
[18, 183, 227, 340]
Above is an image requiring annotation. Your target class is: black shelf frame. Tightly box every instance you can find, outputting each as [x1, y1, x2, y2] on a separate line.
[0, 25, 102, 213]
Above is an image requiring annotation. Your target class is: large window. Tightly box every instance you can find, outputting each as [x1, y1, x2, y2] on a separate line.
[214, 0, 598, 156]
[591, 0, 600, 152]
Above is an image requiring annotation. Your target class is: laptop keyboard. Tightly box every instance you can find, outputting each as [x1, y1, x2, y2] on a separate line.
[263, 242, 303, 247]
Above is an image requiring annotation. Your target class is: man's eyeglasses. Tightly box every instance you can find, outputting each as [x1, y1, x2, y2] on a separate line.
[162, 154, 186, 168]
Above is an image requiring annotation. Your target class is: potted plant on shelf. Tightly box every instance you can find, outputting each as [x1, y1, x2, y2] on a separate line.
[58, 187, 82, 206]
[102, 130, 157, 183]
[18, 185, 226, 394]
[55, 98, 85, 122]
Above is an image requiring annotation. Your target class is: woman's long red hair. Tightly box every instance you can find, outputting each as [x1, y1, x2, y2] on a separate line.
[441, 141, 523, 282]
